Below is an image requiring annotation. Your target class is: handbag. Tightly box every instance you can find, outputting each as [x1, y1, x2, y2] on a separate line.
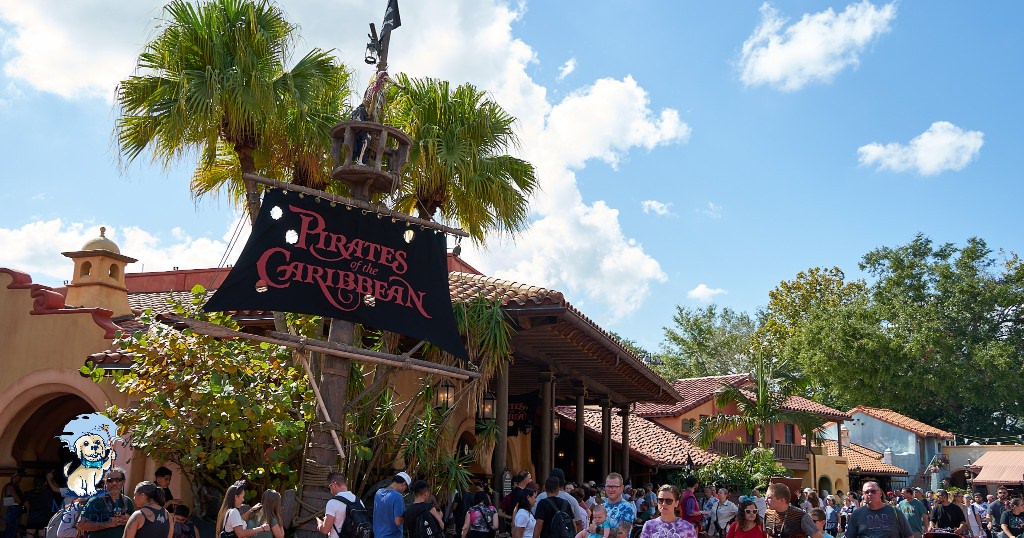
[220, 531, 237, 538]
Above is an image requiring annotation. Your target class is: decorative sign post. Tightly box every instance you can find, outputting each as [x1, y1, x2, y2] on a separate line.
[198, 2, 473, 536]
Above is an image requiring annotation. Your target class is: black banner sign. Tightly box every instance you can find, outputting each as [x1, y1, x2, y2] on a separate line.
[204, 189, 467, 359]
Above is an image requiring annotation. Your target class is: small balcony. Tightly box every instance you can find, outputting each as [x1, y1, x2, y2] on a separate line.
[712, 440, 810, 470]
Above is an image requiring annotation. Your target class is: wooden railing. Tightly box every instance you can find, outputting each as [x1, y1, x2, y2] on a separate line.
[712, 440, 809, 461]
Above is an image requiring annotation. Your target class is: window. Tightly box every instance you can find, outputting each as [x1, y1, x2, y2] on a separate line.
[680, 419, 692, 433]
[785, 424, 795, 444]
[80, 261, 92, 277]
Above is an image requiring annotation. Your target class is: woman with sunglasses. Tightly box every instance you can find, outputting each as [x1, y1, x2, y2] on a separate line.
[726, 500, 766, 538]
[639, 485, 696, 538]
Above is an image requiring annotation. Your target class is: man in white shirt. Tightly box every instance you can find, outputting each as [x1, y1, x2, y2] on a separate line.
[318, 472, 360, 538]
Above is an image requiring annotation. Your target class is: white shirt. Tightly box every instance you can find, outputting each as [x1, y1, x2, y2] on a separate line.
[714, 500, 738, 535]
[225, 508, 245, 532]
[514, 508, 536, 538]
[326, 492, 358, 538]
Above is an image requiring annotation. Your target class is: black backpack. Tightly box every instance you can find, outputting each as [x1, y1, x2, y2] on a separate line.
[413, 504, 443, 538]
[542, 497, 575, 538]
[334, 495, 373, 538]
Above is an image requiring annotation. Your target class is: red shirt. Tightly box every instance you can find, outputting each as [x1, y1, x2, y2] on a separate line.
[727, 522, 767, 538]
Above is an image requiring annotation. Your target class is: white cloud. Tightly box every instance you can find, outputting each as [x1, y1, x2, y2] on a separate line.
[739, 1, 896, 91]
[697, 202, 722, 219]
[687, 283, 727, 303]
[0, 216, 248, 286]
[0, 1, 162, 100]
[857, 121, 984, 176]
[641, 200, 672, 216]
[556, 57, 576, 81]
[0, 0, 690, 322]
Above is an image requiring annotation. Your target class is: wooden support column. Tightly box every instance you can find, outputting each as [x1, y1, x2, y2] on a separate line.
[836, 421, 843, 457]
[620, 405, 630, 482]
[600, 399, 611, 480]
[494, 363, 509, 503]
[540, 374, 553, 481]
[575, 389, 586, 485]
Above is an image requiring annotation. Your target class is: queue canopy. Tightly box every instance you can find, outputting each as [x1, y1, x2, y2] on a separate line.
[971, 450, 1024, 485]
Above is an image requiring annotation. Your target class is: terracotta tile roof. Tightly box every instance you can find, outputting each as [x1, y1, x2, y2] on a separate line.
[448, 272, 681, 402]
[85, 350, 135, 369]
[822, 439, 907, 475]
[634, 374, 750, 417]
[556, 406, 718, 468]
[748, 391, 850, 422]
[448, 272, 566, 307]
[850, 406, 954, 439]
[633, 374, 849, 421]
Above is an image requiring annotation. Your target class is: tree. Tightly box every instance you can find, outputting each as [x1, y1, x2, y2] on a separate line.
[655, 304, 757, 380]
[692, 447, 788, 492]
[385, 75, 539, 244]
[83, 287, 315, 500]
[856, 235, 1024, 438]
[691, 354, 824, 449]
[756, 267, 867, 360]
[115, 0, 348, 223]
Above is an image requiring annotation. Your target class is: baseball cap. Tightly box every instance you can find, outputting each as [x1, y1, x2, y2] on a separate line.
[395, 471, 412, 485]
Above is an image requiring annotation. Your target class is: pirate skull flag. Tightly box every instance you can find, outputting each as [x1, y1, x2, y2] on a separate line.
[204, 189, 467, 359]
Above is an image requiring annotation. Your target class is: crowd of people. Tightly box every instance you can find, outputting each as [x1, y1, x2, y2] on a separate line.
[6, 467, 1023, 538]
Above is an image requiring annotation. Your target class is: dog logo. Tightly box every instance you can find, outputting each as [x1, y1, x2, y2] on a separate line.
[56, 413, 123, 496]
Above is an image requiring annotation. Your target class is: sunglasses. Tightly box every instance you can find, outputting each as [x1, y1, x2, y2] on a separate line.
[105, 477, 125, 483]
[657, 498, 676, 504]
[812, 519, 823, 524]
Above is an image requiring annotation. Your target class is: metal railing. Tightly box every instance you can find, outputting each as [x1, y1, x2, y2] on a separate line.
[712, 440, 809, 461]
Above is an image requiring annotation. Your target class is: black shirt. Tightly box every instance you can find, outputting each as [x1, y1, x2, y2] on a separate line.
[930, 503, 965, 530]
[535, 497, 571, 538]
[404, 502, 436, 538]
[1000, 510, 1024, 537]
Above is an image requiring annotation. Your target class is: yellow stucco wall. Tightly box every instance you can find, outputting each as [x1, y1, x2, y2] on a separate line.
[0, 270, 190, 505]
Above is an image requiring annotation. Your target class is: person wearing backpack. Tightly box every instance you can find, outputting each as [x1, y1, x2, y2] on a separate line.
[462, 493, 497, 538]
[404, 481, 443, 538]
[536, 479, 576, 538]
[318, 473, 370, 538]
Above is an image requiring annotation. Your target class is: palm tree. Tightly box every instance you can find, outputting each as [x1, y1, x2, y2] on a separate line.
[115, 0, 348, 224]
[385, 75, 539, 244]
[692, 354, 825, 450]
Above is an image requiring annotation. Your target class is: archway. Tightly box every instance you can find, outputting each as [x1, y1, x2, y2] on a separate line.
[11, 394, 94, 472]
[949, 469, 969, 489]
[0, 369, 112, 469]
[818, 476, 833, 495]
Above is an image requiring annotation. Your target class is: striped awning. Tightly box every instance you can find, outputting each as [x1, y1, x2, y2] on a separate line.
[971, 450, 1024, 485]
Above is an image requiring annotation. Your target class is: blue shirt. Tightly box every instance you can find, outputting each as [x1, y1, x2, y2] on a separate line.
[373, 488, 405, 538]
[605, 499, 637, 529]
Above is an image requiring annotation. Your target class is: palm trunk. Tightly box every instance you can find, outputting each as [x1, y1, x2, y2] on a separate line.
[234, 143, 290, 336]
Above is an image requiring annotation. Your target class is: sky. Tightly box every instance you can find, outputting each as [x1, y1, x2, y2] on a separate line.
[1, 1, 1022, 351]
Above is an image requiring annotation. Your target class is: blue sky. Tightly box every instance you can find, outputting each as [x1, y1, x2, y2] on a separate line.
[1, 1, 1021, 350]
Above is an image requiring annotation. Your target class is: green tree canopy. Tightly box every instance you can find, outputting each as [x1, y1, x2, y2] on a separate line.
[782, 235, 1024, 438]
[115, 0, 350, 221]
[655, 304, 758, 380]
[385, 75, 538, 244]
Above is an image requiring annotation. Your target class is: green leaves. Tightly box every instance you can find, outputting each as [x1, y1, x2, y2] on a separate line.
[693, 446, 788, 492]
[84, 286, 315, 494]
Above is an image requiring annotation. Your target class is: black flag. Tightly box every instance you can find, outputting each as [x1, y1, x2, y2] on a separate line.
[204, 189, 467, 359]
[380, 0, 401, 39]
